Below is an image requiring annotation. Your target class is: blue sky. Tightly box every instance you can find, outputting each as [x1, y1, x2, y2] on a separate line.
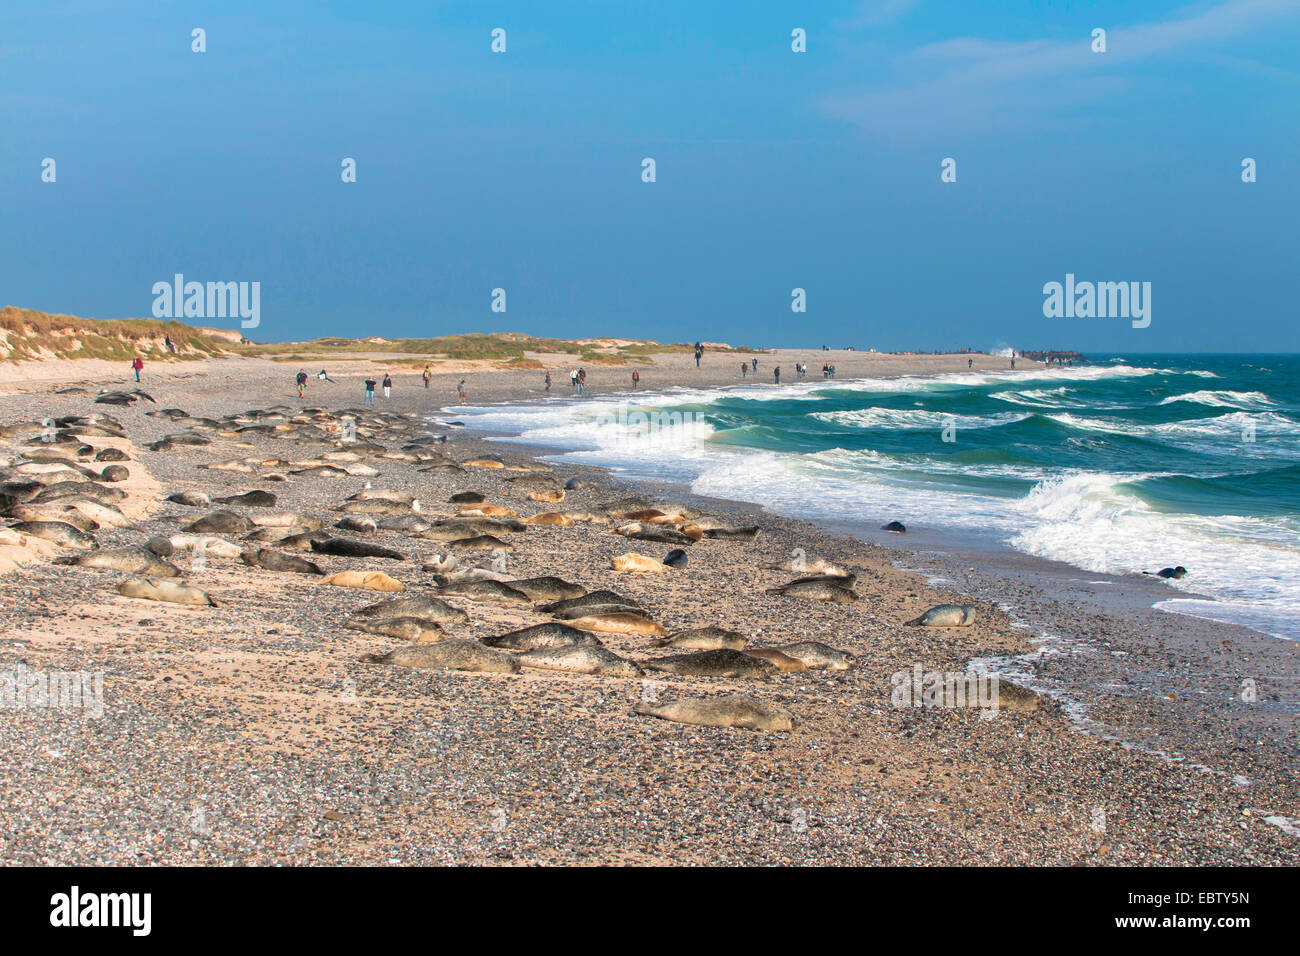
[2, 0, 1298, 351]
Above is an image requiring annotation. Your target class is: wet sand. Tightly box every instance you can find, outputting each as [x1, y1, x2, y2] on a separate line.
[0, 350, 1296, 864]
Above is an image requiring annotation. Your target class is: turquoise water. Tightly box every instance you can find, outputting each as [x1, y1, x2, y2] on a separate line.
[451, 355, 1300, 639]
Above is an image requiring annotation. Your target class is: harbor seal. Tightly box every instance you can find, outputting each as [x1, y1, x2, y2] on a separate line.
[482, 623, 601, 651]
[540, 590, 640, 614]
[351, 594, 469, 626]
[612, 552, 670, 574]
[184, 511, 253, 535]
[994, 680, 1042, 713]
[449, 491, 486, 504]
[335, 516, 378, 533]
[518, 645, 643, 677]
[881, 521, 907, 533]
[8, 521, 96, 550]
[519, 512, 574, 526]
[645, 649, 777, 679]
[57, 547, 180, 577]
[503, 576, 586, 601]
[166, 491, 211, 507]
[655, 626, 748, 651]
[766, 580, 859, 602]
[361, 638, 519, 673]
[99, 465, 130, 483]
[345, 616, 446, 643]
[662, 548, 688, 569]
[1145, 566, 1188, 580]
[320, 570, 405, 591]
[311, 538, 406, 561]
[634, 694, 793, 731]
[241, 548, 324, 575]
[774, 641, 855, 671]
[566, 611, 667, 637]
[118, 576, 216, 606]
[216, 490, 278, 508]
[436, 579, 532, 605]
[527, 488, 566, 504]
[446, 534, 514, 552]
[905, 604, 976, 627]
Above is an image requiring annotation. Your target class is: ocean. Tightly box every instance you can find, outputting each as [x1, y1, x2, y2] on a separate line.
[448, 354, 1300, 641]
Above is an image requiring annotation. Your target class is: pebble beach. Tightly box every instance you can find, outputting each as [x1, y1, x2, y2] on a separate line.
[1, 349, 1296, 865]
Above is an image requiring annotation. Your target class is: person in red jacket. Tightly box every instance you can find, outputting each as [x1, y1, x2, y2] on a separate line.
[131, 356, 143, 382]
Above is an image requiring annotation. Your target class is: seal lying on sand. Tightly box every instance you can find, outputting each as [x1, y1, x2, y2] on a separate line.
[118, 576, 216, 606]
[634, 694, 793, 731]
[57, 547, 180, 577]
[612, 553, 670, 574]
[310, 538, 406, 561]
[519, 512, 574, 526]
[566, 611, 667, 637]
[166, 491, 211, 507]
[655, 626, 748, 651]
[436, 579, 531, 604]
[482, 622, 601, 651]
[320, 570, 404, 591]
[554, 603, 647, 621]
[215, 490, 278, 508]
[518, 645, 642, 677]
[645, 649, 777, 679]
[503, 576, 585, 601]
[241, 548, 324, 575]
[541, 590, 640, 614]
[335, 516, 378, 533]
[351, 594, 468, 626]
[774, 641, 855, 670]
[994, 680, 1042, 712]
[184, 511, 253, 534]
[766, 579, 859, 602]
[446, 534, 514, 552]
[361, 638, 519, 673]
[345, 616, 445, 643]
[906, 604, 976, 626]
[8, 520, 96, 550]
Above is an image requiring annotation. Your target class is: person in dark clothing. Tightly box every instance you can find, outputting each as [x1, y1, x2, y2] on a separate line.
[774, 366, 781, 384]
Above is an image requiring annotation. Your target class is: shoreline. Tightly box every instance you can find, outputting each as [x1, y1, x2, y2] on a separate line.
[446, 392, 1300, 794]
[1, 352, 1296, 864]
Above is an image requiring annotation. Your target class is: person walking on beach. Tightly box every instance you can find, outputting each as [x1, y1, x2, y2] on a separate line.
[570, 369, 578, 391]
[968, 358, 973, 369]
[382, 374, 392, 399]
[131, 355, 143, 382]
[773, 366, 781, 384]
[544, 371, 551, 392]
[631, 369, 640, 389]
[457, 379, 467, 403]
[296, 369, 308, 398]
[422, 365, 431, 389]
[751, 357, 758, 372]
[363, 377, 376, 406]
[694, 347, 702, 368]
[741, 362, 747, 379]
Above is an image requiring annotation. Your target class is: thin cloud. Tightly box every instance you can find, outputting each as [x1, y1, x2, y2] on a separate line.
[818, 0, 1300, 136]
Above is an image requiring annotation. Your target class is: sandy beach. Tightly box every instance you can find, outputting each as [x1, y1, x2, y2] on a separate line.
[1, 348, 1296, 865]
